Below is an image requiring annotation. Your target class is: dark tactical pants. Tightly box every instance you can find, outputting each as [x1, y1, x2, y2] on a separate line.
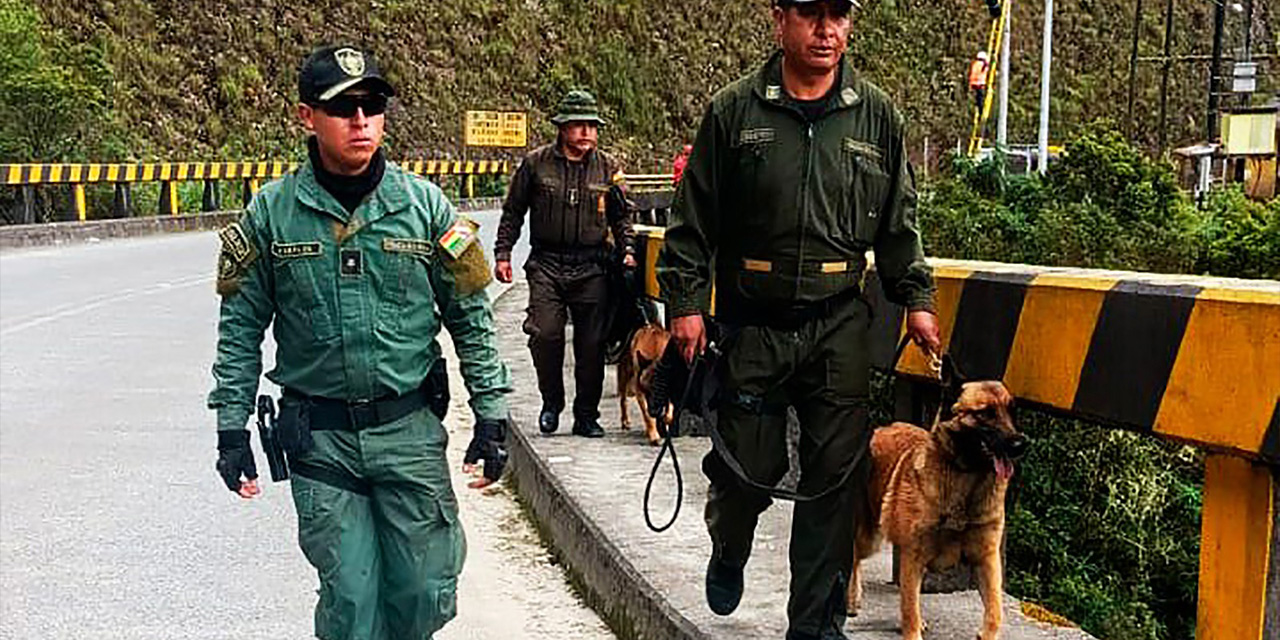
[705, 295, 873, 639]
[289, 407, 465, 640]
[522, 252, 610, 420]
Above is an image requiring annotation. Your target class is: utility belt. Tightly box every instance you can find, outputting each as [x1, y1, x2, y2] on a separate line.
[283, 383, 430, 432]
[531, 244, 609, 265]
[256, 358, 450, 483]
[717, 285, 862, 331]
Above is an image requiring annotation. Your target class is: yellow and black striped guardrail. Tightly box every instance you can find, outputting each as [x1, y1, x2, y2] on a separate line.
[632, 225, 1280, 640]
[1, 160, 511, 222]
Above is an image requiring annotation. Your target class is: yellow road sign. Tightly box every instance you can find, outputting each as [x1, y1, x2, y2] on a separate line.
[465, 111, 528, 148]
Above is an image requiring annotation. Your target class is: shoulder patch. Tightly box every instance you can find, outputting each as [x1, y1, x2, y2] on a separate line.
[216, 222, 259, 297]
[438, 217, 491, 296]
[218, 223, 254, 264]
[439, 217, 480, 260]
[447, 242, 493, 297]
[271, 241, 322, 259]
[383, 237, 435, 257]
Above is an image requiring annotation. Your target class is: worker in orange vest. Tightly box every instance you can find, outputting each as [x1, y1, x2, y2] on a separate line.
[968, 51, 990, 117]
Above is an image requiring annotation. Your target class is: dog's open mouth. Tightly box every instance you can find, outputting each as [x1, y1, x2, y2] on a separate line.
[993, 456, 1014, 480]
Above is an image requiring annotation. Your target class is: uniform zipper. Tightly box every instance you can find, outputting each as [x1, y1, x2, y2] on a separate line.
[794, 122, 815, 299]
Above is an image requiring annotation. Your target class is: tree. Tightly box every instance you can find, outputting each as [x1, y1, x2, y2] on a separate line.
[0, 1, 113, 162]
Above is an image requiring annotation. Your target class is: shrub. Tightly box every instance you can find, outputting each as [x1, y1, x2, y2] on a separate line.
[913, 122, 1277, 640]
[0, 0, 116, 163]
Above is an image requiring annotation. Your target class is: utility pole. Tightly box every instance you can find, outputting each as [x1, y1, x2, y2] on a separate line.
[1207, 0, 1226, 141]
[1037, 0, 1053, 173]
[1242, 0, 1253, 60]
[997, 0, 1012, 147]
[1126, 0, 1144, 135]
[1157, 0, 1174, 154]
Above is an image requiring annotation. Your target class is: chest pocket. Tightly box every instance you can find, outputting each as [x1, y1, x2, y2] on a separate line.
[271, 241, 338, 342]
[733, 128, 776, 224]
[378, 237, 436, 330]
[843, 139, 891, 245]
[532, 177, 561, 229]
[736, 128, 774, 176]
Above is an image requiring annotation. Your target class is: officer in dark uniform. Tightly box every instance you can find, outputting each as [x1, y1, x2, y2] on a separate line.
[494, 89, 636, 438]
[657, 2, 942, 638]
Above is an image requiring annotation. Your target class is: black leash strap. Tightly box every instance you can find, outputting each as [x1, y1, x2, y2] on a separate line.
[643, 333, 943, 529]
[643, 345, 706, 533]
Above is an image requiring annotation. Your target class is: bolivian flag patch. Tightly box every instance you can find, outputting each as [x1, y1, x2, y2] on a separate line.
[439, 216, 491, 296]
[439, 217, 479, 260]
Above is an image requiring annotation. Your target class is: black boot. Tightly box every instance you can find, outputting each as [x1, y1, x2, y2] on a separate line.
[784, 630, 847, 640]
[571, 417, 605, 438]
[705, 554, 745, 615]
[538, 408, 560, 435]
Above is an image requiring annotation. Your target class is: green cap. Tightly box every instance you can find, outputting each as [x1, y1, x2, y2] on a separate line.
[550, 89, 605, 126]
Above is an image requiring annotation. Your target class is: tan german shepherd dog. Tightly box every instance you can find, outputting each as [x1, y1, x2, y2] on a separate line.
[849, 381, 1028, 640]
[617, 323, 672, 445]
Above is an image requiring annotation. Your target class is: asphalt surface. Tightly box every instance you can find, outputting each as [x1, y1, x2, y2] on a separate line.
[0, 210, 607, 640]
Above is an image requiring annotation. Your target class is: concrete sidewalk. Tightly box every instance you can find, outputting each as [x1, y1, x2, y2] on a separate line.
[494, 281, 1092, 640]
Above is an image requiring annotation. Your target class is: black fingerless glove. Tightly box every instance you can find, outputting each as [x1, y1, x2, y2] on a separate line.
[216, 430, 258, 492]
[463, 418, 509, 482]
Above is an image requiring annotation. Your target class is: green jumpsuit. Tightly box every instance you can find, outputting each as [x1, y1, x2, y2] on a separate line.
[658, 52, 935, 639]
[209, 159, 511, 640]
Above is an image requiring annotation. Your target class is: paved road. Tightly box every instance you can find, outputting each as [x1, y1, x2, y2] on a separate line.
[0, 211, 607, 640]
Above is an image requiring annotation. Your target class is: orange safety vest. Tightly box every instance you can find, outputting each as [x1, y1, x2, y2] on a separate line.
[968, 59, 989, 90]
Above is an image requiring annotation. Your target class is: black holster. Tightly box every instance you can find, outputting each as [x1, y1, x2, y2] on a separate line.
[256, 395, 290, 482]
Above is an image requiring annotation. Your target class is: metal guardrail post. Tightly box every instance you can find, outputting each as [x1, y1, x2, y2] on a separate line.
[112, 184, 132, 218]
[73, 184, 87, 222]
[158, 181, 179, 216]
[241, 179, 260, 208]
[201, 180, 220, 212]
[20, 185, 35, 224]
[1196, 454, 1279, 639]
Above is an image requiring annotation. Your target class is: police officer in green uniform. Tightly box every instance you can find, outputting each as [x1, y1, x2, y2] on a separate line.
[657, 2, 942, 638]
[494, 89, 636, 438]
[208, 44, 511, 640]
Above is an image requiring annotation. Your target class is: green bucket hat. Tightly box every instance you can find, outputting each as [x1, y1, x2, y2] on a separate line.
[550, 89, 606, 126]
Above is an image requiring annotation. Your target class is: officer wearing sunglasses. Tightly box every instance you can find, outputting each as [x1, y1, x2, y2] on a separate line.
[208, 44, 512, 640]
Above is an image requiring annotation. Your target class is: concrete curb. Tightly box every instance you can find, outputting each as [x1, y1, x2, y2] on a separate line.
[0, 212, 239, 251]
[493, 284, 709, 640]
[505, 418, 710, 640]
[0, 198, 502, 252]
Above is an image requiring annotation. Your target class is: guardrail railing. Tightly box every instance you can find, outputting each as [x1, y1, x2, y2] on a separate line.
[632, 225, 1280, 640]
[1, 160, 510, 223]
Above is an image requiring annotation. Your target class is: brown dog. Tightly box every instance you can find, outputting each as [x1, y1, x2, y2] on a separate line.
[849, 381, 1028, 640]
[617, 323, 671, 445]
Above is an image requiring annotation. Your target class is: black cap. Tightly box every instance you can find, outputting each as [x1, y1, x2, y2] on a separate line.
[298, 45, 396, 104]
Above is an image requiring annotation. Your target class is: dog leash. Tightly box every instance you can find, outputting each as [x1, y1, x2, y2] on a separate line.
[704, 334, 933, 505]
[642, 344, 711, 532]
[643, 333, 954, 530]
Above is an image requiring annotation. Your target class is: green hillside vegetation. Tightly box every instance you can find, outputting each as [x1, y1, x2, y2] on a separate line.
[17, 0, 1277, 168]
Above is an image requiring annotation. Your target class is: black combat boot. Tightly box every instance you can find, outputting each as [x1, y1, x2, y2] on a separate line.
[705, 553, 745, 615]
[538, 408, 560, 435]
[784, 630, 847, 640]
[571, 416, 605, 438]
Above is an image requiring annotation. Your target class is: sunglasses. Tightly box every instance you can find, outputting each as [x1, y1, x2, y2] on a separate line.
[314, 94, 388, 118]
